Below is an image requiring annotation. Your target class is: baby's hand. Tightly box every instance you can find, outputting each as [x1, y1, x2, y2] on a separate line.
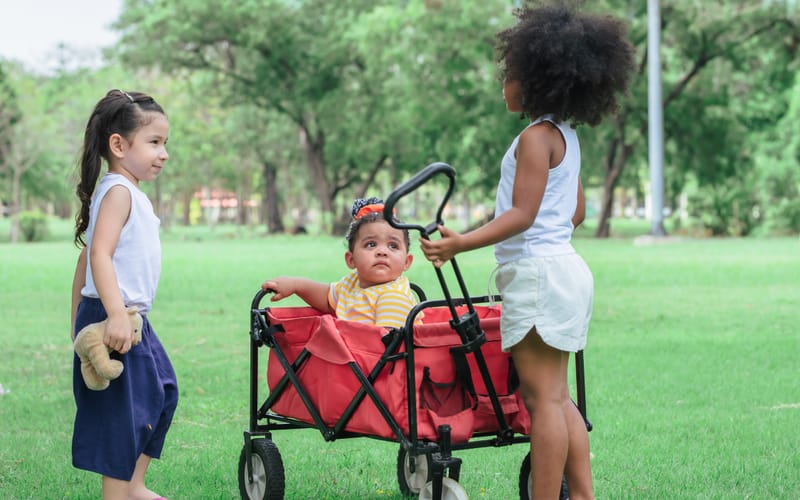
[261, 277, 295, 301]
[103, 311, 134, 354]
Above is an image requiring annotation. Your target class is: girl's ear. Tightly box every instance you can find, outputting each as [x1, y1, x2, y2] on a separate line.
[108, 133, 126, 159]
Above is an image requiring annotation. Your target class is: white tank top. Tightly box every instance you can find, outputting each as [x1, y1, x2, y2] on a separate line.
[82, 173, 161, 312]
[493, 115, 581, 264]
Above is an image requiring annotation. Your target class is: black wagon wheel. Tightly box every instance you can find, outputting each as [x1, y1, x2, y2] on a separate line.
[397, 446, 433, 496]
[518, 451, 569, 500]
[238, 438, 285, 500]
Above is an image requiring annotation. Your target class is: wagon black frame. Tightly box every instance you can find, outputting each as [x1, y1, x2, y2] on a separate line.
[240, 162, 590, 500]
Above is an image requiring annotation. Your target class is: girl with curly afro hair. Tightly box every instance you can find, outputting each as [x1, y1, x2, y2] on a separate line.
[421, 2, 634, 498]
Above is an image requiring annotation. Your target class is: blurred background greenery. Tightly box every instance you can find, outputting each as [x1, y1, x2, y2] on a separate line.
[1, 0, 799, 243]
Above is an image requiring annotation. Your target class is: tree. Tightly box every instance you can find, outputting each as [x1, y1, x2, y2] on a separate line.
[0, 65, 41, 242]
[753, 73, 800, 234]
[0, 63, 22, 222]
[585, 0, 799, 237]
[115, 0, 395, 232]
[114, 0, 528, 233]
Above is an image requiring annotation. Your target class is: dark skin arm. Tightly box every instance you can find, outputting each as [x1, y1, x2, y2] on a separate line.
[421, 122, 563, 264]
[261, 277, 333, 313]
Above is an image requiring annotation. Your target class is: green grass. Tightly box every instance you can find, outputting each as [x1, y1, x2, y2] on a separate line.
[1, 220, 799, 498]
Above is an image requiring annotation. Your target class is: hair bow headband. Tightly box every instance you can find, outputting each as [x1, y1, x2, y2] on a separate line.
[354, 203, 394, 221]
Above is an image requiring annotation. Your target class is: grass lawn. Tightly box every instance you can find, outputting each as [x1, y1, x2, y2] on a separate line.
[0, 218, 798, 499]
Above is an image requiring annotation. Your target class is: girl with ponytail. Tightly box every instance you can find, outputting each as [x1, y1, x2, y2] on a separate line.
[70, 89, 177, 500]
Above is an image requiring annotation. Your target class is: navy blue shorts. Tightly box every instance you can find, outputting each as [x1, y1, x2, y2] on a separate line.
[72, 297, 179, 480]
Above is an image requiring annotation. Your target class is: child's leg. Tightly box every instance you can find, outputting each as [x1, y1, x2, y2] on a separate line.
[511, 328, 570, 499]
[128, 454, 162, 500]
[563, 392, 594, 499]
[101, 475, 129, 500]
[101, 455, 162, 500]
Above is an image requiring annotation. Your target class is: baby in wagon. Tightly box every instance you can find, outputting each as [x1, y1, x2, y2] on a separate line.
[262, 197, 421, 329]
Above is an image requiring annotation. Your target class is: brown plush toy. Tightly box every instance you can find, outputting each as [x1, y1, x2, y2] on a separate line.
[73, 306, 143, 391]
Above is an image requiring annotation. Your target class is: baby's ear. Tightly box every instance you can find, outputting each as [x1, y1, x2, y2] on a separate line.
[404, 253, 414, 270]
[344, 251, 356, 269]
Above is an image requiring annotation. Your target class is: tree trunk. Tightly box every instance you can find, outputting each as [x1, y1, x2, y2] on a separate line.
[332, 154, 390, 233]
[262, 161, 284, 233]
[9, 167, 21, 243]
[181, 190, 192, 225]
[237, 174, 251, 226]
[595, 173, 618, 238]
[298, 121, 333, 232]
[8, 137, 36, 243]
[595, 129, 633, 238]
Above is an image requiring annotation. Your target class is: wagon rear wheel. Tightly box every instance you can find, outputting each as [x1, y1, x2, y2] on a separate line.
[238, 438, 285, 499]
[397, 446, 432, 496]
[518, 451, 568, 500]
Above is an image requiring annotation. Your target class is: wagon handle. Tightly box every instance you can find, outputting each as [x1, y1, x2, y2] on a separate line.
[251, 288, 271, 310]
[250, 288, 282, 346]
[385, 162, 479, 322]
[383, 162, 456, 238]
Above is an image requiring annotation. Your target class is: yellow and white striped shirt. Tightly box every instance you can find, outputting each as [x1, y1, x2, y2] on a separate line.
[328, 271, 421, 329]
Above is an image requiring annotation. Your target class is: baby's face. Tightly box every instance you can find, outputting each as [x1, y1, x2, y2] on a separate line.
[345, 220, 413, 288]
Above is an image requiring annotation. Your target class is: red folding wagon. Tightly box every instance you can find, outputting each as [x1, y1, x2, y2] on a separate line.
[238, 163, 590, 499]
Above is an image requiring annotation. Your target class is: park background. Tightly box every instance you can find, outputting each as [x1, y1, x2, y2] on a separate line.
[1, 0, 799, 498]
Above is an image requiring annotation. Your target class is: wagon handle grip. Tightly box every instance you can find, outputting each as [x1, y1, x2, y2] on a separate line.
[384, 162, 455, 238]
[251, 288, 272, 310]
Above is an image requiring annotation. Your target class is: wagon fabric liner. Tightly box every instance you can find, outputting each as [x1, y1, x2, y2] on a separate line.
[264, 304, 531, 443]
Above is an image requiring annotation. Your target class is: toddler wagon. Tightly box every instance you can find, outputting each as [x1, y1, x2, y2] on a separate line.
[238, 163, 591, 499]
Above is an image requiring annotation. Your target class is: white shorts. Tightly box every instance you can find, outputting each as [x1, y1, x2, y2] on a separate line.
[495, 253, 593, 352]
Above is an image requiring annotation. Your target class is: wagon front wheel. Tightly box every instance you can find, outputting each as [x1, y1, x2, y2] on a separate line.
[418, 477, 469, 500]
[397, 446, 432, 496]
[518, 451, 568, 500]
[238, 438, 285, 500]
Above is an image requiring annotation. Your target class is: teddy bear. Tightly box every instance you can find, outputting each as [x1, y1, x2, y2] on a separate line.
[73, 306, 143, 391]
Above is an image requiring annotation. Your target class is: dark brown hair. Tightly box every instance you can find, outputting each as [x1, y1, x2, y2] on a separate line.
[345, 197, 411, 252]
[74, 90, 165, 246]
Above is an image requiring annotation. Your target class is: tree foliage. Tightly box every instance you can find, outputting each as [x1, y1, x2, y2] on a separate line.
[1, 0, 799, 239]
[114, 0, 522, 232]
[583, 0, 800, 236]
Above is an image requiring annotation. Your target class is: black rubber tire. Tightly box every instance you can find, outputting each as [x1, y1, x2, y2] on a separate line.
[397, 446, 433, 497]
[518, 451, 569, 500]
[238, 438, 285, 499]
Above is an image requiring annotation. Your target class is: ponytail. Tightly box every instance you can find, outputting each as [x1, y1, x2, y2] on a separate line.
[73, 89, 165, 247]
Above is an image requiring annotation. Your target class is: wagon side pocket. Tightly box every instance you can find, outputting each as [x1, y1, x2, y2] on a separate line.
[472, 356, 527, 434]
[419, 366, 475, 443]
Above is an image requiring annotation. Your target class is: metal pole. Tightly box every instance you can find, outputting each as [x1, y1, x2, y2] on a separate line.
[647, 0, 667, 236]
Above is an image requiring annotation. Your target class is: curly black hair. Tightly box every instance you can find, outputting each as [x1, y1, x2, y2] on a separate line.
[345, 197, 410, 252]
[495, 1, 635, 126]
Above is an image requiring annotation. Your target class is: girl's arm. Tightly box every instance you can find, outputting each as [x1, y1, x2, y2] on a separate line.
[421, 123, 556, 263]
[90, 185, 134, 354]
[261, 277, 332, 313]
[572, 178, 586, 228]
[70, 247, 87, 340]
